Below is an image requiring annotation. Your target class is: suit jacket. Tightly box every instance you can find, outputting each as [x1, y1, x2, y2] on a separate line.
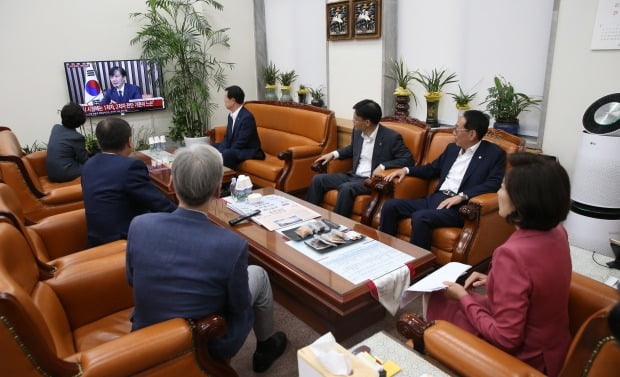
[81, 153, 176, 246]
[126, 208, 253, 360]
[46, 124, 89, 182]
[406, 140, 506, 198]
[336, 124, 414, 174]
[100, 83, 142, 104]
[217, 106, 265, 160]
[428, 225, 572, 377]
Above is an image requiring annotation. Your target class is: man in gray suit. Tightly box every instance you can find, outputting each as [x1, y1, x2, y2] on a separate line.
[306, 99, 413, 217]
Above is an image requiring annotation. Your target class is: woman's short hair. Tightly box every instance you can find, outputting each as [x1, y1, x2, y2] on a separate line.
[61, 102, 86, 129]
[504, 153, 571, 230]
[172, 144, 223, 206]
[95, 117, 132, 151]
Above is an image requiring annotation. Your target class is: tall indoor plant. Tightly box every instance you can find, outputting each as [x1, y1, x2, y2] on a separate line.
[385, 58, 417, 117]
[414, 68, 458, 126]
[130, 0, 233, 143]
[483, 76, 541, 135]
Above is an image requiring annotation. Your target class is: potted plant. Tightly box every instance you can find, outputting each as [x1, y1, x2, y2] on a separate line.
[308, 86, 325, 108]
[297, 84, 309, 104]
[278, 69, 299, 101]
[483, 76, 542, 135]
[385, 58, 418, 117]
[263, 61, 279, 101]
[414, 68, 458, 126]
[448, 85, 478, 111]
[130, 0, 233, 144]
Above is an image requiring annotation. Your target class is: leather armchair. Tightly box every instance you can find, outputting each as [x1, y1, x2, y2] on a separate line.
[370, 128, 525, 266]
[0, 127, 83, 222]
[310, 116, 430, 224]
[0, 183, 125, 270]
[0, 218, 237, 377]
[208, 101, 338, 193]
[397, 272, 619, 377]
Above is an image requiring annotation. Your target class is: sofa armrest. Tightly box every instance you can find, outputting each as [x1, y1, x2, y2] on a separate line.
[310, 158, 352, 175]
[50, 240, 126, 271]
[28, 209, 88, 260]
[280, 145, 323, 159]
[207, 126, 227, 144]
[23, 151, 47, 177]
[466, 193, 499, 216]
[39, 184, 83, 205]
[46, 252, 133, 329]
[397, 313, 544, 377]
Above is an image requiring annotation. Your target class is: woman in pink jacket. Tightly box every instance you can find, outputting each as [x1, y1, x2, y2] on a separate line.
[427, 153, 572, 377]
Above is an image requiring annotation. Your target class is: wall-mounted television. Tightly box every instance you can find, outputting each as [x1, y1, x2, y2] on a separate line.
[64, 59, 165, 117]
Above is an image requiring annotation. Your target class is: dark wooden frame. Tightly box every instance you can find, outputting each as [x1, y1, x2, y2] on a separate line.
[326, 0, 352, 41]
[353, 0, 382, 39]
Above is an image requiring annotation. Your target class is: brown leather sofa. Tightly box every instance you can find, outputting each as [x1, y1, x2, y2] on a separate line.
[370, 128, 526, 266]
[311, 116, 430, 224]
[209, 101, 337, 193]
[0, 217, 237, 377]
[397, 272, 619, 377]
[0, 127, 83, 222]
[0, 182, 125, 270]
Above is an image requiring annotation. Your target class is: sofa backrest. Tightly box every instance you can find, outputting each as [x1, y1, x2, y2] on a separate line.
[245, 101, 337, 156]
[568, 272, 618, 336]
[0, 128, 45, 194]
[380, 116, 430, 166]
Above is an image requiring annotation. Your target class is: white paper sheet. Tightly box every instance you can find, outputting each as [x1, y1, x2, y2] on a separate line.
[225, 195, 320, 231]
[401, 262, 471, 305]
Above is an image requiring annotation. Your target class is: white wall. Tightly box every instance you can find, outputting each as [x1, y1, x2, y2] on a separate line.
[0, 0, 256, 145]
[543, 0, 620, 175]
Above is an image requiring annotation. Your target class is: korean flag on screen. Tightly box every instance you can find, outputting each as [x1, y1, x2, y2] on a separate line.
[83, 63, 103, 104]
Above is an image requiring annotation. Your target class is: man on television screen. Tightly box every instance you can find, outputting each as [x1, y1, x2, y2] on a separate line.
[100, 66, 142, 104]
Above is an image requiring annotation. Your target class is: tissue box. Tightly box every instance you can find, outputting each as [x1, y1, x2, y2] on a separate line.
[297, 343, 377, 377]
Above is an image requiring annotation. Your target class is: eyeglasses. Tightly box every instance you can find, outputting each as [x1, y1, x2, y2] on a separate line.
[453, 127, 471, 133]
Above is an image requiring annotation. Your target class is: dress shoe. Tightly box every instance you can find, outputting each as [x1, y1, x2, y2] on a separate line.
[252, 331, 287, 373]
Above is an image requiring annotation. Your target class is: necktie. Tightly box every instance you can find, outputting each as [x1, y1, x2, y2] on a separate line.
[118, 90, 123, 100]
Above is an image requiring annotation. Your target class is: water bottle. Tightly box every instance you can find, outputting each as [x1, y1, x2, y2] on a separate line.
[229, 177, 237, 200]
[148, 137, 155, 153]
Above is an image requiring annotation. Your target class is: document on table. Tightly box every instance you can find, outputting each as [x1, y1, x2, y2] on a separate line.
[225, 195, 320, 231]
[400, 262, 471, 305]
[286, 238, 415, 285]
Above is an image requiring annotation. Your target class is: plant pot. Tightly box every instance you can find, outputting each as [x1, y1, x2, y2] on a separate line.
[280, 86, 293, 101]
[298, 93, 308, 104]
[424, 92, 442, 127]
[311, 98, 324, 108]
[183, 135, 210, 147]
[394, 94, 411, 117]
[493, 120, 520, 135]
[265, 85, 277, 101]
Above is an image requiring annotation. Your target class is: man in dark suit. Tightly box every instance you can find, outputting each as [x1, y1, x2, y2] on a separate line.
[81, 117, 176, 247]
[100, 66, 142, 104]
[306, 99, 413, 217]
[213, 85, 265, 169]
[379, 110, 506, 250]
[126, 144, 287, 373]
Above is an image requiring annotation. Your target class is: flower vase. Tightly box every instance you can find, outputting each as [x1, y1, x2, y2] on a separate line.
[265, 85, 277, 101]
[311, 98, 324, 108]
[424, 92, 442, 127]
[280, 85, 293, 101]
[298, 93, 307, 104]
[394, 87, 412, 117]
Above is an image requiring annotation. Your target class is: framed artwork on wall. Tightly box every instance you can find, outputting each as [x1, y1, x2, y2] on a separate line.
[353, 0, 381, 39]
[326, 1, 352, 41]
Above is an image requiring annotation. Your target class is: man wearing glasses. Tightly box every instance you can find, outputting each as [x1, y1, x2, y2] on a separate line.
[379, 110, 505, 250]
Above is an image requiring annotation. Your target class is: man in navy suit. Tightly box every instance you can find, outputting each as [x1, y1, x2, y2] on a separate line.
[100, 66, 142, 104]
[306, 99, 413, 217]
[213, 85, 265, 169]
[379, 110, 506, 250]
[126, 144, 287, 373]
[81, 117, 176, 247]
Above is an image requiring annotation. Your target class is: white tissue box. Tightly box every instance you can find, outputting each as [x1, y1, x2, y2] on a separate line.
[297, 343, 377, 377]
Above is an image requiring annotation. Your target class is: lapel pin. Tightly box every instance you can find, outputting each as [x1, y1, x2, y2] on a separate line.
[478, 156, 482, 159]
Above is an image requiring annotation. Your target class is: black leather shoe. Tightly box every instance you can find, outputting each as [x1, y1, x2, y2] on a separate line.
[252, 331, 287, 373]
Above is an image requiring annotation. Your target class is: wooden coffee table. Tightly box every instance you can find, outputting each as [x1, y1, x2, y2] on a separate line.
[205, 187, 435, 340]
[134, 151, 235, 203]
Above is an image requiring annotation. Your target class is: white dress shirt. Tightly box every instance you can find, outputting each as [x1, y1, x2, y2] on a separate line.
[438, 141, 481, 193]
[332, 126, 382, 177]
[230, 106, 242, 133]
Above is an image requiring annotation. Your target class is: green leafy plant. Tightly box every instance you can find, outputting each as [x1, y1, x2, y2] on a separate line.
[414, 68, 458, 93]
[84, 133, 100, 155]
[263, 61, 279, 86]
[21, 140, 47, 154]
[278, 70, 299, 87]
[130, 0, 233, 141]
[132, 125, 155, 151]
[448, 85, 478, 106]
[385, 58, 418, 95]
[483, 76, 542, 123]
[308, 86, 325, 100]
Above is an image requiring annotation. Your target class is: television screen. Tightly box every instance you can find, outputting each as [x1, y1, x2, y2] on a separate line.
[64, 59, 165, 117]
